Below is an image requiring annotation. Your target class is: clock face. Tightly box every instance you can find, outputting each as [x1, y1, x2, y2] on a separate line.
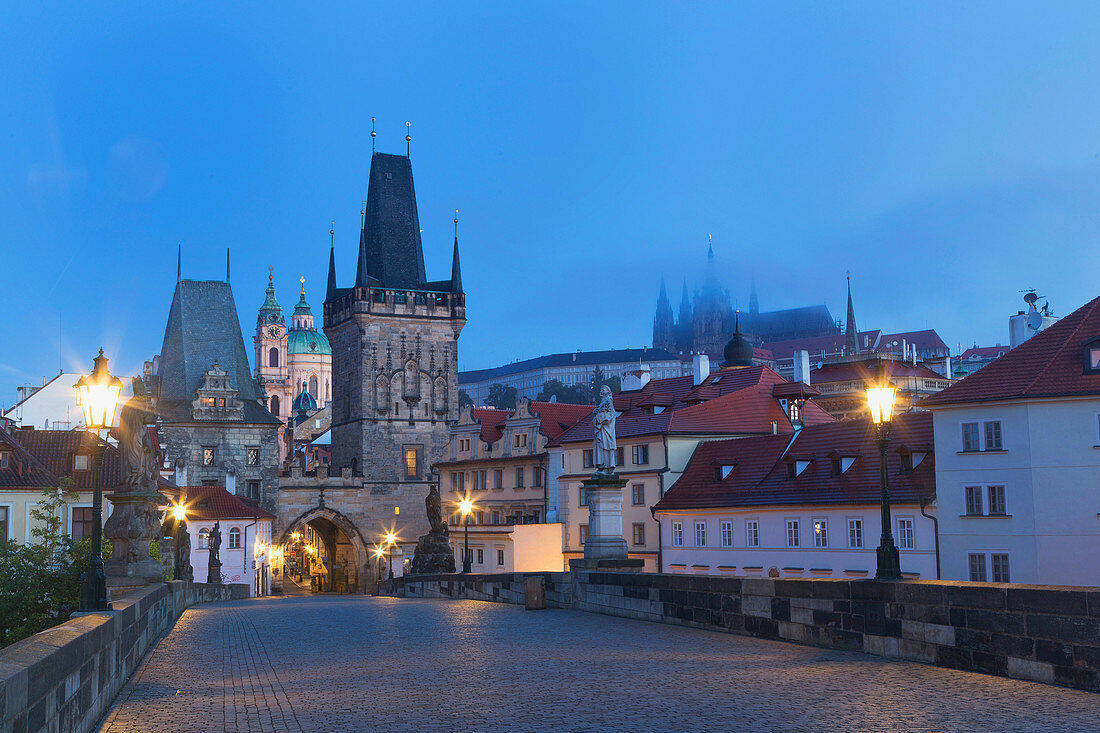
[269, 327, 280, 338]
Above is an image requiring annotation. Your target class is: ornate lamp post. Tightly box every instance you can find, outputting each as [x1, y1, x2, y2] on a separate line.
[373, 546, 386, 582]
[867, 379, 902, 580]
[384, 531, 397, 579]
[459, 498, 474, 573]
[74, 349, 123, 612]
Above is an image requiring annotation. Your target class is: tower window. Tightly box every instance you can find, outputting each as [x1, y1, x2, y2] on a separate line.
[269, 347, 279, 368]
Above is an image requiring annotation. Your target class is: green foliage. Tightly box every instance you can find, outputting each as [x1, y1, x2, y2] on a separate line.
[458, 390, 473, 409]
[536, 379, 593, 405]
[485, 383, 518, 410]
[149, 537, 161, 563]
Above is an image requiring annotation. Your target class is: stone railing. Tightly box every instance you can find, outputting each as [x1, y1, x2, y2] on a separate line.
[0, 581, 248, 733]
[379, 571, 1100, 692]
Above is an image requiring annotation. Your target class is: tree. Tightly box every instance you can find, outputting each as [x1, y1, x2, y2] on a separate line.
[485, 384, 518, 410]
[536, 379, 593, 405]
[587, 367, 621, 403]
[458, 390, 474, 409]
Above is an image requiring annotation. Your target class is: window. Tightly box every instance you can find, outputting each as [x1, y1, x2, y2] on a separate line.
[515, 467, 525, 488]
[968, 553, 987, 582]
[745, 520, 759, 547]
[394, 401, 401, 415]
[493, 469, 503, 490]
[478, 470, 487, 491]
[497, 549, 505, 566]
[720, 520, 733, 547]
[984, 421, 1003, 451]
[786, 519, 800, 548]
[991, 553, 1011, 583]
[1087, 341, 1100, 372]
[217, 398, 226, 408]
[632, 523, 646, 546]
[0, 452, 7, 469]
[533, 466, 544, 487]
[459, 438, 470, 452]
[965, 486, 983, 516]
[988, 486, 1006, 516]
[897, 518, 915, 549]
[491, 510, 501, 525]
[476, 510, 484, 524]
[789, 400, 802, 423]
[198, 529, 210, 549]
[476, 548, 484, 564]
[786, 463, 797, 479]
[73, 454, 89, 471]
[71, 507, 93, 540]
[695, 521, 706, 547]
[830, 458, 842, 476]
[579, 524, 589, 545]
[246, 481, 259, 500]
[900, 453, 913, 473]
[631, 483, 645, 506]
[228, 527, 241, 549]
[847, 518, 863, 548]
[404, 447, 419, 478]
[202, 447, 215, 466]
[632, 445, 649, 465]
[961, 422, 980, 452]
[451, 472, 464, 492]
[247, 447, 259, 466]
[579, 486, 589, 506]
[269, 347, 279, 367]
[615, 447, 624, 466]
[672, 521, 683, 546]
[813, 518, 828, 548]
[582, 450, 594, 468]
[0, 506, 8, 541]
[513, 433, 528, 448]
[270, 395, 280, 416]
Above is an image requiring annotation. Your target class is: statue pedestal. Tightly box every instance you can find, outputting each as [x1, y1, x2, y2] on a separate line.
[103, 491, 164, 588]
[582, 472, 630, 561]
[207, 560, 223, 585]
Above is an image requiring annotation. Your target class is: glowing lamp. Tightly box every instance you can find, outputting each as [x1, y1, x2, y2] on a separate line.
[459, 499, 473, 517]
[172, 504, 186, 522]
[74, 349, 123, 431]
[385, 532, 396, 546]
[866, 385, 897, 425]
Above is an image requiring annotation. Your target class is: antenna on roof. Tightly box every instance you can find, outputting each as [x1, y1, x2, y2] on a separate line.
[405, 121, 412, 157]
[371, 116, 376, 154]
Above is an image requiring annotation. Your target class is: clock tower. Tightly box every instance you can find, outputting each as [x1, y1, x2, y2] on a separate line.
[254, 271, 288, 419]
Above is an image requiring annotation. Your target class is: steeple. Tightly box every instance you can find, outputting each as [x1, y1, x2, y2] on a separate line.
[845, 274, 860, 356]
[450, 212, 463, 293]
[653, 277, 676, 352]
[749, 277, 759, 316]
[679, 280, 692, 323]
[226, 248, 231, 282]
[355, 152, 427, 289]
[722, 310, 754, 368]
[258, 268, 283, 330]
[177, 243, 181, 282]
[326, 224, 337, 301]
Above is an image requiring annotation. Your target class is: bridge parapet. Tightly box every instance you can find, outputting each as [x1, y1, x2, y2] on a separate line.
[380, 571, 1100, 692]
[0, 580, 248, 733]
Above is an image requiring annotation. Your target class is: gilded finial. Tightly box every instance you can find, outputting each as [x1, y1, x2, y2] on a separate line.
[268, 265, 273, 283]
[454, 209, 459, 237]
[371, 117, 376, 153]
[405, 121, 411, 157]
[300, 275, 306, 295]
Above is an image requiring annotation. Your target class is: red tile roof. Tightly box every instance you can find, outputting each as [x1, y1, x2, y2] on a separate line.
[877, 330, 949, 352]
[470, 408, 510, 443]
[923, 295, 1100, 406]
[654, 411, 934, 511]
[552, 365, 835, 446]
[8, 428, 122, 489]
[529, 402, 595, 440]
[0, 425, 58, 489]
[957, 346, 1008, 360]
[179, 485, 275, 521]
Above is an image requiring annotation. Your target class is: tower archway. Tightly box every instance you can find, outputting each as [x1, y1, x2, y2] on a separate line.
[279, 507, 371, 593]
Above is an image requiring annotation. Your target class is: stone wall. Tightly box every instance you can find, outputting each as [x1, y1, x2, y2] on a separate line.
[0, 581, 248, 733]
[379, 572, 1100, 692]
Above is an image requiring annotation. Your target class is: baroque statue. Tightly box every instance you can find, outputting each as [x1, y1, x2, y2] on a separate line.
[593, 385, 617, 473]
[207, 521, 223, 584]
[410, 482, 456, 575]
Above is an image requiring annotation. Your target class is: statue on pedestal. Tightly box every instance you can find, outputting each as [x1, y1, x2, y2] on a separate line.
[207, 521, 223, 584]
[410, 483, 457, 575]
[593, 385, 617, 474]
[103, 393, 166, 586]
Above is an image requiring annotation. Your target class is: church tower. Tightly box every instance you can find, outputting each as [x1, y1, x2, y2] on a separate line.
[254, 273, 287, 419]
[652, 278, 676, 352]
[324, 151, 466, 484]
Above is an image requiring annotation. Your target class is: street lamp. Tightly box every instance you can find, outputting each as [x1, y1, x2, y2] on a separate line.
[867, 379, 901, 580]
[373, 546, 386, 582]
[459, 497, 474, 573]
[384, 531, 397, 579]
[74, 349, 123, 612]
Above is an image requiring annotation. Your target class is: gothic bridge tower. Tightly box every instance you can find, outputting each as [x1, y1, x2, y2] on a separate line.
[324, 151, 466, 488]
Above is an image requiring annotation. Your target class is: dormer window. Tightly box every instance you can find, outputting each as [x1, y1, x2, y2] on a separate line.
[713, 463, 735, 481]
[0, 450, 9, 469]
[73, 454, 89, 471]
[786, 459, 811, 478]
[1086, 338, 1100, 373]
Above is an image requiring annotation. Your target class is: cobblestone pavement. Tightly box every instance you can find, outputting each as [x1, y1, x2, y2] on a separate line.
[99, 595, 1100, 732]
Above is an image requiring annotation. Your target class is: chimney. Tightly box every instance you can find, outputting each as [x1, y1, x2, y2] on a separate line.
[770, 421, 778, 435]
[692, 354, 710, 386]
[792, 350, 812, 385]
[621, 365, 652, 392]
[225, 468, 236, 495]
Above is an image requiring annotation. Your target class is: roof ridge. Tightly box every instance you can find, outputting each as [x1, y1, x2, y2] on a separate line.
[1019, 298, 1098, 396]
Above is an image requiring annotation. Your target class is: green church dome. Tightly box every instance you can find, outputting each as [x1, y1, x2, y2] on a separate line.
[287, 328, 331, 356]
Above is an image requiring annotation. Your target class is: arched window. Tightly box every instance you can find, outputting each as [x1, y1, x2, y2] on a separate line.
[198, 529, 210, 549]
[325, 380, 330, 403]
[228, 527, 241, 549]
[270, 395, 280, 416]
[269, 347, 279, 367]
[308, 375, 318, 397]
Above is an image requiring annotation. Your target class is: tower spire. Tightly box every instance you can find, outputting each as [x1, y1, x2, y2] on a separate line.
[749, 276, 759, 316]
[405, 121, 412, 157]
[450, 210, 463, 294]
[177, 243, 181, 282]
[327, 223, 338, 301]
[845, 272, 860, 356]
[226, 248, 230, 282]
[371, 116, 376, 154]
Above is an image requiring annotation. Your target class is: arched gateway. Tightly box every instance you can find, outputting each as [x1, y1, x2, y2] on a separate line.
[279, 507, 373, 593]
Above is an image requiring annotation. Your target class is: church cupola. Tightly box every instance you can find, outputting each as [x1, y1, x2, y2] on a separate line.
[292, 278, 315, 331]
[257, 271, 284, 331]
[722, 311, 754, 368]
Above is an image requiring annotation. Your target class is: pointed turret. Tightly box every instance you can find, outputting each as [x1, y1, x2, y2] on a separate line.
[327, 226, 338, 301]
[226, 248, 231, 282]
[749, 277, 759, 316]
[450, 214, 463, 293]
[653, 277, 676, 352]
[177, 244, 181, 282]
[845, 275, 860, 356]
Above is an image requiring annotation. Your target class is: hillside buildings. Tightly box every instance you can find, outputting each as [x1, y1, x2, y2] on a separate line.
[653, 412, 937, 579]
[922, 294, 1100, 586]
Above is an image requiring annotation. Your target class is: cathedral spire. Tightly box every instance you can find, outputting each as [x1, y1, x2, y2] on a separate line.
[226, 248, 231, 282]
[327, 224, 338, 301]
[749, 277, 759, 316]
[177, 243, 181, 282]
[450, 211, 463, 293]
[845, 273, 860, 356]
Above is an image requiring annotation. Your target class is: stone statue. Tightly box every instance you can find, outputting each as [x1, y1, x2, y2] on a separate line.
[176, 518, 193, 581]
[410, 481, 456, 575]
[104, 395, 165, 586]
[207, 521, 223, 584]
[592, 385, 617, 473]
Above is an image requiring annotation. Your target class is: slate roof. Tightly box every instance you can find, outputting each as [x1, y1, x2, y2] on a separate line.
[922, 294, 1100, 406]
[459, 348, 680, 384]
[551, 365, 834, 446]
[179, 485, 275, 522]
[654, 411, 934, 511]
[0, 425, 59, 489]
[356, 152, 428, 289]
[157, 280, 259, 403]
[810, 359, 947, 384]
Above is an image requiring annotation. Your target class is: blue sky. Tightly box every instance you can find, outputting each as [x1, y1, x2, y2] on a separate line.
[3, 3, 1100, 405]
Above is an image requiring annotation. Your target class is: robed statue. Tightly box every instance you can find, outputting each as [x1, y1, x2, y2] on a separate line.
[593, 385, 617, 473]
[209, 521, 222, 558]
[425, 483, 447, 534]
